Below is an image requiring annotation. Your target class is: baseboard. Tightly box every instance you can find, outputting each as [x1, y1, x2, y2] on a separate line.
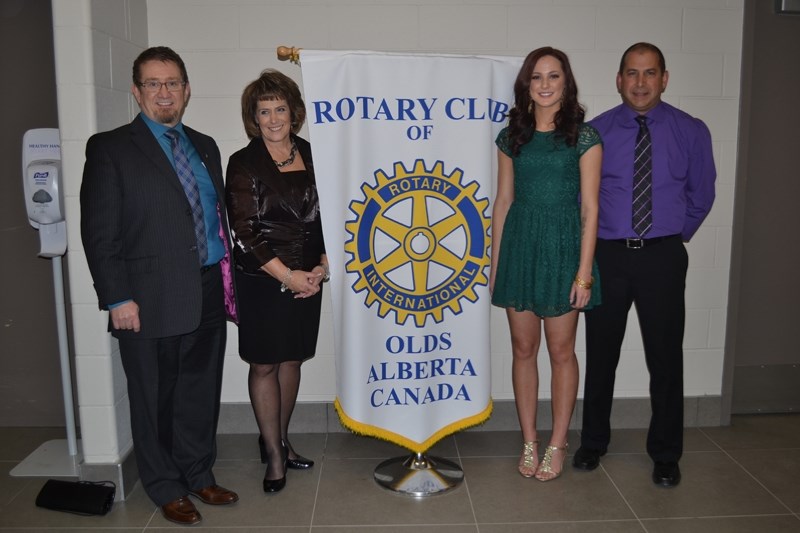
[216, 395, 723, 434]
[79, 449, 138, 502]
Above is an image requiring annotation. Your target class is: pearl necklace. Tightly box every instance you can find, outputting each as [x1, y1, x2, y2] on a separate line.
[273, 141, 298, 168]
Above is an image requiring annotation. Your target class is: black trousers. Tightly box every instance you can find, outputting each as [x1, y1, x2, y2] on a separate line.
[581, 236, 687, 463]
[118, 263, 227, 506]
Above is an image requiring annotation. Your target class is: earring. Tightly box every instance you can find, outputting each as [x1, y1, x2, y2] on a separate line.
[527, 100, 533, 114]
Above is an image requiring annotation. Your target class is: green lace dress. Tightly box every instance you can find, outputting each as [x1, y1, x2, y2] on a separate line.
[492, 124, 602, 317]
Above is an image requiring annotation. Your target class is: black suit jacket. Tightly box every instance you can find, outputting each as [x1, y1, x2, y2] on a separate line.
[81, 115, 232, 338]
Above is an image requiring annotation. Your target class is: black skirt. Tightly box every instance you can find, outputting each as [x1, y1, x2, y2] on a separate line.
[235, 269, 322, 364]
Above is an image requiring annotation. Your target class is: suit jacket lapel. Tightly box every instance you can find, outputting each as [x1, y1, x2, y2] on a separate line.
[129, 116, 186, 196]
[185, 126, 225, 203]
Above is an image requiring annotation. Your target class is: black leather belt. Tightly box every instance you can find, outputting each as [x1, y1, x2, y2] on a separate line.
[605, 234, 679, 249]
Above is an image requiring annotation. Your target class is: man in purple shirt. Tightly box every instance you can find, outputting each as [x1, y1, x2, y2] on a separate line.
[572, 42, 715, 487]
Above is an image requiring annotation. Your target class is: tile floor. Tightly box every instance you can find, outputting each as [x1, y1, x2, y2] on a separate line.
[2, 414, 800, 531]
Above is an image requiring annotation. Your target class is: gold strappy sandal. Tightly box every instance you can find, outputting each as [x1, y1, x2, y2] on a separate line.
[535, 443, 568, 482]
[518, 440, 539, 478]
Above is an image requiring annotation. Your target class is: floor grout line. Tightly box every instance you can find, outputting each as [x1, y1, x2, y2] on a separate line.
[452, 435, 481, 532]
[697, 426, 799, 516]
[307, 432, 327, 533]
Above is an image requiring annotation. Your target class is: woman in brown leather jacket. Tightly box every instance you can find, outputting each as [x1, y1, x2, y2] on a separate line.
[225, 69, 328, 493]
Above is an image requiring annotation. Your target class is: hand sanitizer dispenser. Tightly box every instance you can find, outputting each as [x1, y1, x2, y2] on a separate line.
[12, 129, 81, 471]
[22, 128, 66, 257]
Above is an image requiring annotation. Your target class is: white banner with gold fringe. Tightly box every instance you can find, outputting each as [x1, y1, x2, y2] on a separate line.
[301, 50, 521, 452]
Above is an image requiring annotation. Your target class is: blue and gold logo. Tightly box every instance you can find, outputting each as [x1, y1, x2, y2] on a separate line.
[345, 160, 490, 327]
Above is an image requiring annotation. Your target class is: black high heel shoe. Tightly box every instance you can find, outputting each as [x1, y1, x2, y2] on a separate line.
[282, 440, 314, 470]
[262, 446, 287, 493]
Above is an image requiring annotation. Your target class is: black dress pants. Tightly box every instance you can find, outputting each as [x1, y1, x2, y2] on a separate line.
[581, 236, 687, 463]
[118, 264, 227, 506]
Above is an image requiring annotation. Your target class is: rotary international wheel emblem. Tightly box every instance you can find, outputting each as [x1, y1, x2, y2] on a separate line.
[345, 160, 490, 327]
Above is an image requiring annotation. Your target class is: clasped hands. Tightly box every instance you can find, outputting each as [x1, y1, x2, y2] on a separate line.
[285, 267, 324, 299]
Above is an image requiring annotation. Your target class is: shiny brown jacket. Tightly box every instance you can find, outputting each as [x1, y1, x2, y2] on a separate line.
[225, 134, 325, 275]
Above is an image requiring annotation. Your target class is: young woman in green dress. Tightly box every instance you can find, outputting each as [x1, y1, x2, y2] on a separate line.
[490, 47, 602, 481]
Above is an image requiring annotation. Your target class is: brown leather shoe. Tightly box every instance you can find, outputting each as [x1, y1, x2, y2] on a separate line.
[189, 484, 239, 505]
[161, 496, 202, 525]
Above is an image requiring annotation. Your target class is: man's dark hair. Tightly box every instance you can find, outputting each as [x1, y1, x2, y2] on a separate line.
[618, 42, 666, 74]
[132, 46, 189, 85]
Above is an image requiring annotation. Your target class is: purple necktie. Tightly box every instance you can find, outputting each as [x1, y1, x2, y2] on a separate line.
[632, 115, 653, 237]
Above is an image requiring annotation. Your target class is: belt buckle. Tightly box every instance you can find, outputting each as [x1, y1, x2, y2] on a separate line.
[625, 238, 644, 249]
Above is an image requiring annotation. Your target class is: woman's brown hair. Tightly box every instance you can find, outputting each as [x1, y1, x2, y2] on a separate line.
[241, 69, 306, 139]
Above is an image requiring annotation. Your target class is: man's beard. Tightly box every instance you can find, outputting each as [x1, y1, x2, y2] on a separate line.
[156, 108, 181, 125]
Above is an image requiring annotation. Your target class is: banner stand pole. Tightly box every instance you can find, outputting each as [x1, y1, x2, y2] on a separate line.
[373, 452, 463, 497]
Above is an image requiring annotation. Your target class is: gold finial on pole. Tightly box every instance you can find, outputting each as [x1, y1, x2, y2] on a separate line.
[277, 46, 301, 65]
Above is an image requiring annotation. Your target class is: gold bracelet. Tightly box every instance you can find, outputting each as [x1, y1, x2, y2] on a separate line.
[574, 275, 594, 289]
[280, 268, 293, 292]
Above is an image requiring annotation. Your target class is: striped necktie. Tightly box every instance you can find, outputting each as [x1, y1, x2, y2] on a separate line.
[632, 115, 653, 237]
[165, 129, 208, 265]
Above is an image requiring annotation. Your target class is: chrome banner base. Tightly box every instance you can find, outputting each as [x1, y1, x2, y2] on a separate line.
[374, 453, 464, 497]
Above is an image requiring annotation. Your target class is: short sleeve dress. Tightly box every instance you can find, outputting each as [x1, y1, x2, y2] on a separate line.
[492, 124, 602, 317]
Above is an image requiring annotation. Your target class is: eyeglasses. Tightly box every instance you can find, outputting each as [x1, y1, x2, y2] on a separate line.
[137, 80, 186, 93]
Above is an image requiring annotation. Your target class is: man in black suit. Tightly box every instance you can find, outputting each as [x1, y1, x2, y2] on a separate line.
[81, 46, 238, 525]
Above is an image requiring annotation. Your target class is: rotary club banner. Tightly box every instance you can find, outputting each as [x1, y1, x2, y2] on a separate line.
[301, 51, 521, 452]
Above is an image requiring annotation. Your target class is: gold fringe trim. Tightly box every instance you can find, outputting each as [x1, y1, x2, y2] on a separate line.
[333, 398, 493, 453]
